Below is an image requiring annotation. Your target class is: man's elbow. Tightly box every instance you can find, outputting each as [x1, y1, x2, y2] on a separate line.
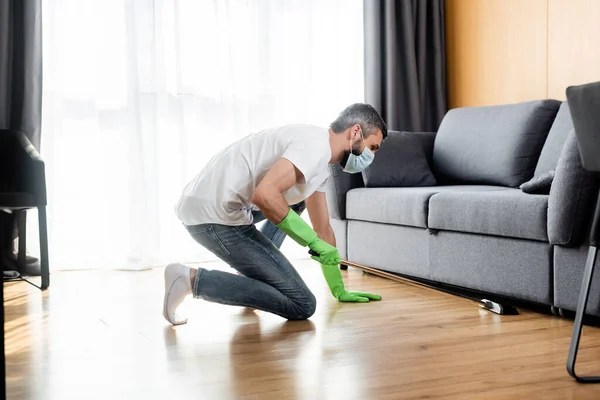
[251, 189, 267, 209]
[252, 187, 278, 210]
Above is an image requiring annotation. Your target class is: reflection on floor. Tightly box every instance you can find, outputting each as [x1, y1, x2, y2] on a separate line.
[5, 260, 600, 399]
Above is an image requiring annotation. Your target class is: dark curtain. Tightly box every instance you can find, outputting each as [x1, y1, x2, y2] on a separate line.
[364, 0, 447, 132]
[0, 0, 43, 250]
[1, 2, 43, 394]
[0, 0, 43, 148]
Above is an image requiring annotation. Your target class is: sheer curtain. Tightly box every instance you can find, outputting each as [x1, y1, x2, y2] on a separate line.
[37, 0, 364, 271]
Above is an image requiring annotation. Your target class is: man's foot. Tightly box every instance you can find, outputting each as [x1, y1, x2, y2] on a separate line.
[163, 263, 193, 326]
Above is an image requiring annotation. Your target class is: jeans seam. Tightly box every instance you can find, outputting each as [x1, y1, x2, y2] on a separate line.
[192, 267, 204, 297]
[207, 225, 231, 256]
[233, 225, 313, 306]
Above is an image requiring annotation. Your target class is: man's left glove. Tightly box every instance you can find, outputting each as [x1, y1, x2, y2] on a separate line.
[276, 208, 341, 266]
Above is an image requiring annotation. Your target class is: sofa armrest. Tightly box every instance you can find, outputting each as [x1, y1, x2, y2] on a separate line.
[548, 130, 597, 246]
[326, 164, 364, 220]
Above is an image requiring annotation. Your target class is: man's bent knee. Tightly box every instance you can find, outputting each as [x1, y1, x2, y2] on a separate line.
[288, 293, 317, 320]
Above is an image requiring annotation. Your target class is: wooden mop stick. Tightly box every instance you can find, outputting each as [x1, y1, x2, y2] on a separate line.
[340, 259, 518, 315]
[341, 259, 480, 305]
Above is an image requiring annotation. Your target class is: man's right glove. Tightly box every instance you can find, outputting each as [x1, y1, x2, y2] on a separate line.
[275, 208, 341, 266]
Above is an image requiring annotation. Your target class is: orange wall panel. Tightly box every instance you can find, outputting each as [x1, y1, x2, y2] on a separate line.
[446, 0, 548, 108]
[547, 0, 600, 100]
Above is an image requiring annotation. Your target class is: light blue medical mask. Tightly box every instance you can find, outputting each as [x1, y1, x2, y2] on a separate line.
[341, 129, 375, 174]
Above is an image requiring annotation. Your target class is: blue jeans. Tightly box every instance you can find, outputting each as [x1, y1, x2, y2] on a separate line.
[185, 202, 316, 320]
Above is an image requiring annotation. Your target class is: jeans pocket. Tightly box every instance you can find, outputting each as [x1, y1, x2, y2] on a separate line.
[205, 226, 232, 256]
[189, 225, 232, 257]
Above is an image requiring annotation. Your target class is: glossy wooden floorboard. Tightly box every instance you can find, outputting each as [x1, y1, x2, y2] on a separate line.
[5, 260, 600, 400]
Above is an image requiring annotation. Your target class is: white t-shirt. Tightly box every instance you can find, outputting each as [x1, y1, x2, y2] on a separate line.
[175, 124, 331, 226]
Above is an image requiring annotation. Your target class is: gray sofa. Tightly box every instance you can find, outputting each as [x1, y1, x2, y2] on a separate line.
[326, 100, 600, 316]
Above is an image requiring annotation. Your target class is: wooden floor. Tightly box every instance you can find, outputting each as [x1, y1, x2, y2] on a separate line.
[5, 260, 600, 400]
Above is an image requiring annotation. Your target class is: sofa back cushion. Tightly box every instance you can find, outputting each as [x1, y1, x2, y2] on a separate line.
[534, 102, 573, 177]
[432, 100, 561, 187]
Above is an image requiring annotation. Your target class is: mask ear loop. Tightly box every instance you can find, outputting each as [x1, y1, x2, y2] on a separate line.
[350, 127, 365, 155]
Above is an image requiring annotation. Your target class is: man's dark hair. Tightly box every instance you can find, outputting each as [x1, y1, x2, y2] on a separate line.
[330, 103, 388, 140]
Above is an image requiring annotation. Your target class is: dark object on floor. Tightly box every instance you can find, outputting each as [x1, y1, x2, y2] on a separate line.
[0, 130, 49, 290]
[565, 80, 600, 383]
[479, 299, 519, 315]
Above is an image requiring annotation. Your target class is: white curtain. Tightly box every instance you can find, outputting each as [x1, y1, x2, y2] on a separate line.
[37, 0, 364, 271]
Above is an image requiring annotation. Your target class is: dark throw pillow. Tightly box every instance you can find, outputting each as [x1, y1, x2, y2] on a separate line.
[362, 131, 437, 188]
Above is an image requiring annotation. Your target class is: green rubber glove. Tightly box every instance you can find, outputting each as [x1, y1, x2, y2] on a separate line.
[321, 263, 382, 303]
[276, 209, 341, 266]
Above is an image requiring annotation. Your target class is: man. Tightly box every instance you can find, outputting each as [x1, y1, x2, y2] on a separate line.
[163, 103, 387, 325]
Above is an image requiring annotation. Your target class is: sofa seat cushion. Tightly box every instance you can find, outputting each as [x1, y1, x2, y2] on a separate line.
[428, 189, 549, 241]
[346, 186, 506, 228]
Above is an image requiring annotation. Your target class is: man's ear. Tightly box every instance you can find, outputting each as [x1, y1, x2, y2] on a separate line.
[351, 124, 362, 140]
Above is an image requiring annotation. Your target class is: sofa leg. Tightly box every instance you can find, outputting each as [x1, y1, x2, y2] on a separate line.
[567, 245, 600, 383]
[559, 308, 566, 318]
